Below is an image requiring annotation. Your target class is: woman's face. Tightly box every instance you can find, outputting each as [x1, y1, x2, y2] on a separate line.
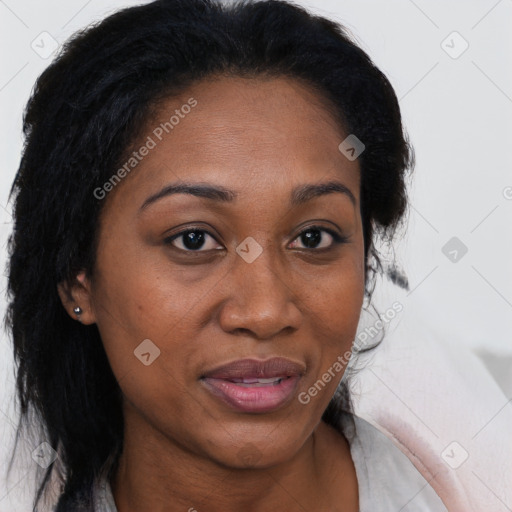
[78, 76, 365, 468]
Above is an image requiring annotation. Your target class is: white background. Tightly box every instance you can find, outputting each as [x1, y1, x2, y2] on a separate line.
[1, 0, 511, 510]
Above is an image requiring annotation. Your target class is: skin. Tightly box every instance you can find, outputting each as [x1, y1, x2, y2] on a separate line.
[59, 75, 365, 511]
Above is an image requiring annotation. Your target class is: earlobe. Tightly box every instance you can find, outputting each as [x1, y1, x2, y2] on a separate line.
[72, 306, 83, 323]
[57, 270, 96, 325]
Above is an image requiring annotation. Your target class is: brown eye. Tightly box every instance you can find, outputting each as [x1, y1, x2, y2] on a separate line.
[289, 226, 347, 250]
[165, 229, 222, 252]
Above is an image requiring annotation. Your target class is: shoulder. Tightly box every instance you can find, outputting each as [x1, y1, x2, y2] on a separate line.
[338, 412, 449, 512]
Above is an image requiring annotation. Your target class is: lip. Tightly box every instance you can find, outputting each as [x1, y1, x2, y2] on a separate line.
[200, 357, 305, 413]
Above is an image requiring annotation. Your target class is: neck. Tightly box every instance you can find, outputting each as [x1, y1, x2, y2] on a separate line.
[111, 407, 358, 512]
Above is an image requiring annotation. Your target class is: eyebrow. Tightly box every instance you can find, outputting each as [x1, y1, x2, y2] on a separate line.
[139, 179, 356, 212]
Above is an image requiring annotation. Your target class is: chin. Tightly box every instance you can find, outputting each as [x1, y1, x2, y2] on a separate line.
[201, 424, 310, 470]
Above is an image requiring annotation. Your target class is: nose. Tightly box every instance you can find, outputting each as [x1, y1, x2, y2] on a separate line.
[217, 245, 303, 340]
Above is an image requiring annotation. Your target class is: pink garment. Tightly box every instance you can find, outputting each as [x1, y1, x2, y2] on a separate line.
[345, 315, 512, 511]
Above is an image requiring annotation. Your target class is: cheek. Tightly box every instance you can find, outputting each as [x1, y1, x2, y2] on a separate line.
[321, 275, 364, 344]
[91, 263, 201, 431]
[91, 246, 223, 407]
[301, 249, 365, 337]
[298, 250, 365, 392]
[92, 234, 202, 334]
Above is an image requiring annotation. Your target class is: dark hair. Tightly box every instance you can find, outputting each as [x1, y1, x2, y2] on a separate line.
[5, 0, 414, 509]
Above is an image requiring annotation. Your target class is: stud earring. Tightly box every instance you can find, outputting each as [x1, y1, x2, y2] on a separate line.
[73, 306, 83, 318]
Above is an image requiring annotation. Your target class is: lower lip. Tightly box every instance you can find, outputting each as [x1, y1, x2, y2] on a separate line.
[201, 376, 301, 413]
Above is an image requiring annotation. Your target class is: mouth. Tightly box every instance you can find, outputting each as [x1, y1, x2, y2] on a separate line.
[200, 357, 305, 413]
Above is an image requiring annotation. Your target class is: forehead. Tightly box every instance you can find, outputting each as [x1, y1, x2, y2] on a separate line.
[104, 75, 360, 212]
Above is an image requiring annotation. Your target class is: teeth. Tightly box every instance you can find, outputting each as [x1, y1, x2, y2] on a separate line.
[230, 377, 286, 386]
[249, 377, 280, 384]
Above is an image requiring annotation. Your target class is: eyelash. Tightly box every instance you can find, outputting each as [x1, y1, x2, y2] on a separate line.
[164, 225, 348, 254]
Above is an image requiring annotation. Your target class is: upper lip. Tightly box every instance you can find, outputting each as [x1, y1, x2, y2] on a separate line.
[201, 357, 306, 380]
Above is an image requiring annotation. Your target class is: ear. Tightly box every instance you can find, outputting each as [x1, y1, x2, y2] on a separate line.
[57, 270, 97, 325]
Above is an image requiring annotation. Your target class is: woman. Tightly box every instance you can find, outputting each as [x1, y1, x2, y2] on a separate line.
[5, 0, 449, 510]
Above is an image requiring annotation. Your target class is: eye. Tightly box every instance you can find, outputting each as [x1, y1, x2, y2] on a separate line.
[165, 228, 222, 252]
[165, 225, 347, 254]
[289, 226, 347, 250]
